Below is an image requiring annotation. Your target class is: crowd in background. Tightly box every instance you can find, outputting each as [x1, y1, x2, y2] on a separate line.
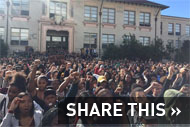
[0, 52, 190, 127]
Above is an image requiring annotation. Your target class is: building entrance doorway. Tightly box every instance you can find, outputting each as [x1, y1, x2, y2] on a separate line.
[46, 30, 69, 55]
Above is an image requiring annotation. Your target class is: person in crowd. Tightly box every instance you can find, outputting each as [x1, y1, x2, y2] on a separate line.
[0, 73, 26, 122]
[43, 87, 57, 113]
[0, 51, 189, 126]
[0, 70, 4, 88]
[22, 64, 30, 76]
[28, 59, 48, 110]
[0, 92, 43, 127]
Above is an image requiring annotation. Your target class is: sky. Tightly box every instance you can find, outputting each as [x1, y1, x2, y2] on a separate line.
[148, 0, 190, 18]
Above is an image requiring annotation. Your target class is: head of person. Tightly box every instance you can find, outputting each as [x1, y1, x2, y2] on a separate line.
[0, 70, 3, 77]
[180, 67, 189, 77]
[130, 87, 147, 104]
[44, 88, 57, 108]
[8, 73, 26, 101]
[22, 64, 29, 71]
[104, 71, 111, 81]
[164, 89, 187, 124]
[15, 92, 34, 119]
[76, 91, 96, 124]
[158, 69, 165, 76]
[151, 82, 163, 97]
[180, 84, 190, 97]
[37, 64, 45, 73]
[78, 78, 85, 90]
[136, 77, 145, 87]
[125, 73, 132, 83]
[98, 68, 105, 75]
[50, 79, 60, 91]
[66, 62, 72, 69]
[41, 107, 68, 127]
[108, 79, 116, 90]
[51, 70, 58, 80]
[97, 76, 108, 88]
[119, 68, 125, 76]
[37, 75, 48, 91]
[149, 73, 158, 82]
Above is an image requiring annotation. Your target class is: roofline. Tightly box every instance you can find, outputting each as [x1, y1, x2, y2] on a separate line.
[161, 15, 190, 20]
[103, 0, 169, 10]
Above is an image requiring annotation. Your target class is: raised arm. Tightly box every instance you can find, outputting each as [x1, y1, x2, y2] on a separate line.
[27, 59, 40, 97]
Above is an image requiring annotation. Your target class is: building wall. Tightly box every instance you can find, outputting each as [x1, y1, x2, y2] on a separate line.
[0, 0, 42, 53]
[0, 0, 189, 53]
[161, 15, 190, 47]
[72, 0, 162, 52]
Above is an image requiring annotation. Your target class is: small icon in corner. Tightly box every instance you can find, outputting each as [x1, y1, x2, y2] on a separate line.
[171, 107, 181, 116]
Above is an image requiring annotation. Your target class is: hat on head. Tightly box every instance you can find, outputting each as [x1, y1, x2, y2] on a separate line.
[97, 76, 107, 83]
[44, 88, 56, 98]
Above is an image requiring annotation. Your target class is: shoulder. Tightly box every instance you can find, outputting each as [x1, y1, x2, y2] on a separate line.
[0, 94, 7, 102]
[34, 110, 43, 118]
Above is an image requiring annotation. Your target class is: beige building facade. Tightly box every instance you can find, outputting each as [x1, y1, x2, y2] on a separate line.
[0, 0, 189, 54]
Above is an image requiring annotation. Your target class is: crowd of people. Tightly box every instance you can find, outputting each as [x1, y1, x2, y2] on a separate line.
[0, 52, 189, 127]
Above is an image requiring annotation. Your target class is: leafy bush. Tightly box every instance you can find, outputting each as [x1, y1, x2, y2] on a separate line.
[102, 34, 166, 61]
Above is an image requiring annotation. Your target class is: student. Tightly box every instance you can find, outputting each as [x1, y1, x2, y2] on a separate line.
[0, 92, 43, 127]
[43, 88, 57, 113]
[41, 107, 68, 127]
[0, 73, 42, 123]
[28, 59, 48, 110]
[0, 73, 26, 122]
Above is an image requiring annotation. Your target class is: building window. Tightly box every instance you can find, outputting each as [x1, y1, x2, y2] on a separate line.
[11, 28, 29, 45]
[139, 37, 150, 46]
[175, 40, 181, 49]
[140, 12, 150, 26]
[168, 40, 174, 48]
[52, 36, 61, 42]
[84, 6, 98, 22]
[49, 1, 67, 20]
[160, 22, 163, 35]
[103, 8, 115, 24]
[168, 23, 174, 35]
[186, 25, 190, 36]
[11, 0, 29, 16]
[124, 10, 135, 25]
[0, 0, 5, 14]
[84, 33, 97, 48]
[0, 27, 4, 43]
[176, 24, 181, 35]
[123, 35, 131, 41]
[102, 34, 115, 48]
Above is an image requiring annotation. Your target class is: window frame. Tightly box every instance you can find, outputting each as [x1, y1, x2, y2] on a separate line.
[0, 0, 5, 15]
[175, 24, 181, 36]
[175, 40, 181, 49]
[102, 34, 115, 48]
[139, 36, 150, 46]
[102, 8, 115, 24]
[139, 12, 151, 27]
[167, 39, 174, 48]
[11, 28, 29, 46]
[11, 0, 30, 16]
[186, 25, 190, 36]
[84, 6, 98, 22]
[168, 23, 174, 35]
[49, 1, 67, 20]
[84, 32, 97, 48]
[124, 10, 136, 25]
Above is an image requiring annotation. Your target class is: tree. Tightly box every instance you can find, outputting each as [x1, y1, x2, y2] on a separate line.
[0, 39, 9, 58]
[175, 40, 190, 63]
[102, 34, 166, 61]
[165, 41, 175, 59]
